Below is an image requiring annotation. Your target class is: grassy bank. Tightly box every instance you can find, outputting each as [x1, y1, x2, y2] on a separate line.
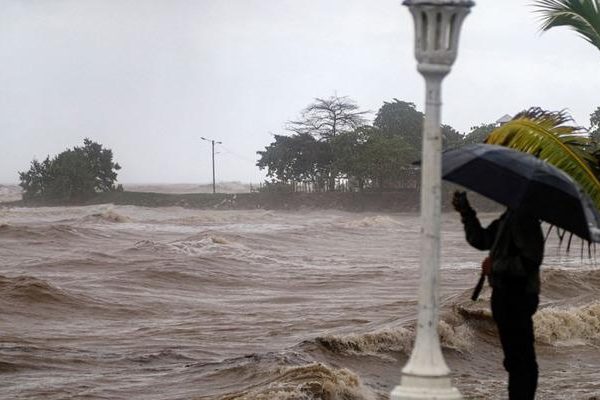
[1, 189, 502, 213]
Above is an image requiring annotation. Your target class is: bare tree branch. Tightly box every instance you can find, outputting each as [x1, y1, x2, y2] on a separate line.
[286, 95, 369, 141]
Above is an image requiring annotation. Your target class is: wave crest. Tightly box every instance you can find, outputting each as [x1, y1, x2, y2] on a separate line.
[316, 323, 472, 357]
[0, 223, 93, 240]
[222, 362, 375, 400]
[0, 223, 45, 239]
[340, 215, 399, 229]
[0, 275, 75, 305]
[439, 320, 474, 351]
[86, 210, 131, 223]
[535, 302, 600, 345]
[132, 235, 230, 255]
[317, 328, 413, 356]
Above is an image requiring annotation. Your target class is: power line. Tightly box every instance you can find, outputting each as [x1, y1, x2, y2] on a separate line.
[219, 144, 257, 165]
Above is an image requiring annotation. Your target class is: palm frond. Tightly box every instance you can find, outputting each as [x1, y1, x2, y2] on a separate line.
[485, 107, 600, 208]
[533, 0, 600, 51]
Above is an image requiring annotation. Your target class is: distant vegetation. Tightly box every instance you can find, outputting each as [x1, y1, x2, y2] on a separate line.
[256, 96, 469, 192]
[256, 96, 600, 193]
[256, 95, 515, 192]
[19, 138, 122, 201]
[257, 1, 600, 195]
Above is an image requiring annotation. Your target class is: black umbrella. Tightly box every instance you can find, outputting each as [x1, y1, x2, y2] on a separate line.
[442, 143, 600, 243]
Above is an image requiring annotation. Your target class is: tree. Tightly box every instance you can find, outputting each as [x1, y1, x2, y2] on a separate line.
[373, 99, 423, 158]
[372, 99, 463, 159]
[463, 123, 497, 144]
[442, 124, 464, 150]
[330, 128, 371, 190]
[81, 138, 121, 192]
[18, 157, 52, 200]
[287, 95, 369, 141]
[258, 97, 462, 191]
[534, 0, 600, 52]
[590, 106, 600, 142]
[360, 131, 415, 189]
[330, 126, 417, 190]
[19, 139, 121, 201]
[284, 95, 368, 189]
[256, 133, 332, 186]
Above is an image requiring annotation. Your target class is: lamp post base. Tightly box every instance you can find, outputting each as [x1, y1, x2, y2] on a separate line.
[391, 374, 462, 400]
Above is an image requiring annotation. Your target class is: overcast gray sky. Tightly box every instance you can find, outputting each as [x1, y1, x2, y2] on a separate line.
[0, 0, 598, 184]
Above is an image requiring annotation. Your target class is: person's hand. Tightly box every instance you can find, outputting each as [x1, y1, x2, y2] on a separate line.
[481, 256, 492, 276]
[452, 191, 473, 215]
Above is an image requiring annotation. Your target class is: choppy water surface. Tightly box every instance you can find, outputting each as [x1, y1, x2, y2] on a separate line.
[1, 204, 599, 399]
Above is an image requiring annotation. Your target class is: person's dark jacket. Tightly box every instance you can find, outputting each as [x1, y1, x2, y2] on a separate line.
[461, 208, 544, 294]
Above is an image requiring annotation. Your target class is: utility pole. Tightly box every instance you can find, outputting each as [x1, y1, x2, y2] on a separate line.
[200, 137, 222, 194]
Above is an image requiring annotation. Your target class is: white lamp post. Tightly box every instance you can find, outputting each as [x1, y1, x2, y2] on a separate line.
[391, 1, 473, 399]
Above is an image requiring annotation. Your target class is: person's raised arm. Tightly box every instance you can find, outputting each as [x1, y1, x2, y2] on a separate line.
[452, 191, 499, 251]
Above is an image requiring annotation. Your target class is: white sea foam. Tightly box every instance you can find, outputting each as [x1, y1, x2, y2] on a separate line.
[535, 302, 600, 345]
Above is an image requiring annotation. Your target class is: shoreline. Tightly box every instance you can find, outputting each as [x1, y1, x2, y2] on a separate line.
[0, 189, 502, 213]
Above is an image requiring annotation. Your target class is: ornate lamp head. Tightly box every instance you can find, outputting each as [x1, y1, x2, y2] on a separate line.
[403, 0, 474, 76]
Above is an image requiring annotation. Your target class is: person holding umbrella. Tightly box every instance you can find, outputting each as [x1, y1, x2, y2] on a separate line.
[444, 143, 600, 399]
[452, 191, 543, 400]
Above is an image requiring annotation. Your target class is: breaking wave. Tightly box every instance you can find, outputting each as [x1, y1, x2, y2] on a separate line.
[131, 235, 231, 255]
[451, 275, 600, 347]
[316, 328, 413, 356]
[316, 321, 473, 357]
[220, 362, 376, 400]
[84, 210, 131, 223]
[534, 302, 600, 345]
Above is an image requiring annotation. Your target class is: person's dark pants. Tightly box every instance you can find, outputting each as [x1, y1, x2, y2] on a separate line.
[491, 287, 539, 400]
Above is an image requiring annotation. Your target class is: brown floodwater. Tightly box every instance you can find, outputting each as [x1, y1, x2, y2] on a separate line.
[1, 201, 599, 399]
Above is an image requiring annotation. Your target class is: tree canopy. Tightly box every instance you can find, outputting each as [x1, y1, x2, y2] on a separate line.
[19, 139, 121, 201]
[330, 126, 416, 190]
[373, 99, 423, 160]
[463, 123, 497, 144]
[286, 95, 369, 141]
[442, 124, 464, 150]
[256, 133, 332, 184]
[259, 96, 600, 196]
[590, 106, 600, 142]
[257, 97, 462, 191]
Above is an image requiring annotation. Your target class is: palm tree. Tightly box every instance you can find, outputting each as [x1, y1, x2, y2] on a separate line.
[482, 2, 600, 209]
[485, 108, 600, 208]
[533, 0, 600, 51]
[475, 3, 600, 249]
